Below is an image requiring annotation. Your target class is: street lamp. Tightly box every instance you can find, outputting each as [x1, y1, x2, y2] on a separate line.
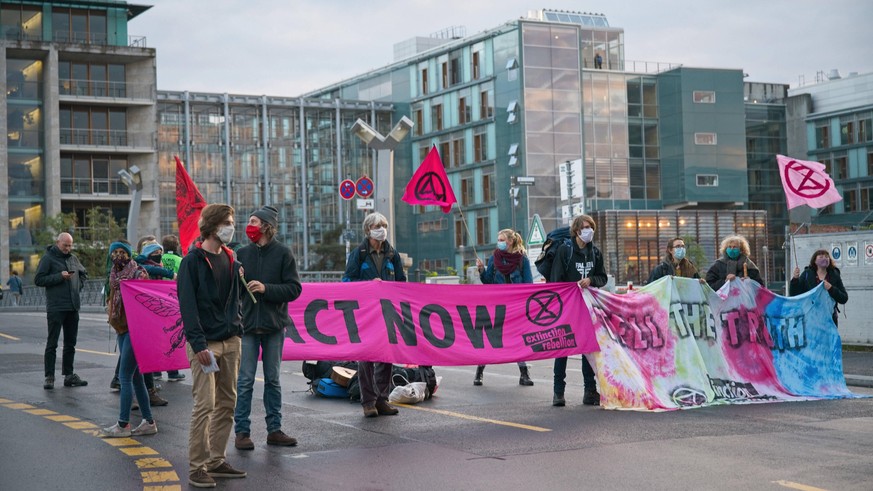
[350, 116, 413, 245]
[118, 164, 143, 242]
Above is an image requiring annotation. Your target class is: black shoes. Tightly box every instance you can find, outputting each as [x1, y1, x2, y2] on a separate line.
[473, 366, 484, 386]
[63, 373, 88, 387]
[552, 393, 566, 407]
[44, 376, 54, 390]
[583, 389, 601, 406]
[519, 367, 534, 386]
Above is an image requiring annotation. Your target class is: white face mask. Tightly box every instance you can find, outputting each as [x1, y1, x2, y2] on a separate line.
[216, 225, 235, 244]
[370, 226, 387, 242]
[578, 228, 594, 243]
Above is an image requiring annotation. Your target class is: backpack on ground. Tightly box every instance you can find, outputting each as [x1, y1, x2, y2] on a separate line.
[313, 378, 349, 398]
[534, 226, 574, 280]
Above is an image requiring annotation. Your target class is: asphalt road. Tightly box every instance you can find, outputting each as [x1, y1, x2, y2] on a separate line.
[1, 311, 872, 491]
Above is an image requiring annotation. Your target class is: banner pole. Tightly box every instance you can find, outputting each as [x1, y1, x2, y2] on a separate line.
[455, 203, 481, 264]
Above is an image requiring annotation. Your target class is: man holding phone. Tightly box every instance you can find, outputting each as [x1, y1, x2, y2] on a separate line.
[34, 232, 88, 390]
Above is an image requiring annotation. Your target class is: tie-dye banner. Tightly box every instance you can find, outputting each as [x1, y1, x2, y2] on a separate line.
[586, 276, 860, 411]
[120, 280, 597, 372]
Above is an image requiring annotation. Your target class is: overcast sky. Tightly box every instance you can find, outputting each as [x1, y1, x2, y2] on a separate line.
[131, 0, 873, 97]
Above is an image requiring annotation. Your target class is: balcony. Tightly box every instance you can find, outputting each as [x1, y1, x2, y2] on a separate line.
[60, 128, 154, 152]
[59, 79, 154, 101]
[61, 176, 157, 198]
[52, 30, 148, 48]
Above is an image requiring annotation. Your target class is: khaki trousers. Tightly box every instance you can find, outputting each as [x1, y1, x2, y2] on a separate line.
[187, 336, 241, 473]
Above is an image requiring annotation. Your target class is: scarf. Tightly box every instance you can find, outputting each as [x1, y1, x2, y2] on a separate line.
[493, 249, 524, 277]
[109, 260, 145, 326]
[672, 258, 699, 278]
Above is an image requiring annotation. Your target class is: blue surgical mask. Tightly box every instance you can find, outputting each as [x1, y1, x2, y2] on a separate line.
[496, 241, 508, 251]
[673, 247, 686, 260]
[726, 247, 741, 260]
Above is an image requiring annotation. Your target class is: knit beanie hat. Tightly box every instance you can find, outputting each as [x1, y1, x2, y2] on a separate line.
[142, 243, 164, 257]
[109, 241, 133, 258]
[252, 205, 279, 228]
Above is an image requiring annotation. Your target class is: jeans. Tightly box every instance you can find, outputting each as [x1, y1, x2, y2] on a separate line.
[358, 361, 393, 407]
[553, 355, 596, 395]
[45, 311, 79, 377]
[234, 330, 285, 435]
[117, 332, 153, 424]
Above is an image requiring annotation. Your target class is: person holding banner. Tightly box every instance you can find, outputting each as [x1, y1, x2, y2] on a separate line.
[343, 212, 406, 418]
[178, 204, 247, 487]
[550, 214, 607, 407]
[647, 237, 702, 283]
[234, 205, 302, 450]
[790, 250, 848, 325]
[705, 235, 763, 291]
[475, 229, 535, 386]
[100, 241, 157, 438]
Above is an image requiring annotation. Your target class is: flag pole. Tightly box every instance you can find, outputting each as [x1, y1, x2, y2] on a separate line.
[455, 203, 481, 264]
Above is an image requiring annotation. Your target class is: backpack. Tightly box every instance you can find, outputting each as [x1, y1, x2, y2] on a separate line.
[313, 378, 349, 398]
[534, 226, 574, 280]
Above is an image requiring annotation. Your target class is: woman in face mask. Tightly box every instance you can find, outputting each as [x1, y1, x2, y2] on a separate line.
[789, 250, 848, 325]
[474, 229, 534, 387]
[705, 234, 764, 291]
[647, 237, 702, 284]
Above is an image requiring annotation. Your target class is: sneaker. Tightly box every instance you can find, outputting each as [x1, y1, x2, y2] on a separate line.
[131, 419, 158, 436]
[552, 393, 566, 407]
[63, 373, 88, 387]
[109, 376, 120, 392]
[153, 373, 163, 381]
[43, 376, 54, 390]
[235, 433, 254, 450]
[100, 422, 132, 438]
[583, 389, 601, 406]
[148, 388, 168, 407]
[188, 469, 216, 488]
[167, 372, 186, 382]
[362, 404, 378, 418]
[207, 462, 246, 479]
[374, 401, 399, 416]
[267, 430, 298, 447]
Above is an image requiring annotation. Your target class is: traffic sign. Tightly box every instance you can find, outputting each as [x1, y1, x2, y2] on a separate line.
[865, 242, 873, 265]
[356, 198, 374, 210]
[356, 176, 374, 198]
[339, 179, 356, 200]
[528, 214, 546, 247]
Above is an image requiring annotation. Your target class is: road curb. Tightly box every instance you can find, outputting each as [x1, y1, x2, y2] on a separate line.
[845, 374, 873, 389]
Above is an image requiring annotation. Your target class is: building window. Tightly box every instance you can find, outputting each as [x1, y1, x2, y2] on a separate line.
[452, 136, 465, 168]
[432, 104, 443, 131]
[52, 7, 107, 44]
[476, 212, 490, 245]
[440, 61, 448, 90]
[694, 133, 717, 145]
[458, 97, 469, 125]
[450, 54, 461, 86]
[696, 174, 718, 187]
[455, 220, 465, 247]
[815, 122, 829, 149]
[472, 51, 481, 80]
[693, 91, 716, 103]
[413, 108, 423, 136]
[473, 131, 487, 162]
[420, 67, 428, 95]
[845, 188, 858, 212]
[461, 174, 474, 206]
[2, 5, 43, 41]
[480, 89, 493, 119]
[868, 152, 873, 177]
[840, 117, 855, 145]
[60, 154, 129, 194]
[506, 100, 519, 124]
[482, 171, 495, 203]
[836, 155, 848, 179]
[439, 140, 450, 167]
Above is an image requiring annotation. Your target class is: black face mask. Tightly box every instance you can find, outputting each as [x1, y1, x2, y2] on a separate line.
[149, 254, 162, 263]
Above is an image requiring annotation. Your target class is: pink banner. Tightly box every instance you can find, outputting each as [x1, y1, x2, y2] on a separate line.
[120, 280, 597, 372]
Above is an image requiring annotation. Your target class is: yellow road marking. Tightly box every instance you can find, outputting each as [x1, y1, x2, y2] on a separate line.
[141, 470, 180, 483]
[0, 332, 20, 340]
[3, 402, 35, 409]
[136, 458, 174, 469]
[45, 414, 78, 422]
[120, 446, 159, 456]
[0, 397, 12, 403]
[76, 348, 116, 357]
[25, 409, 57, 415]
[144, 485, 182, 491]
[101, 437, 140, 446]
[392, 403, 551, 432]
[773, 481, 830, 491]
[64, 421, 98, 430]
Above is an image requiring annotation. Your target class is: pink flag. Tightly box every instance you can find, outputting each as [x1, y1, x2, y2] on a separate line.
[777, 154, 842, 210]
[401, 145, 457, 213]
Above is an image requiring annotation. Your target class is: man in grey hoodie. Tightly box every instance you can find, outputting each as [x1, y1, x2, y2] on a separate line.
[34, 232, 88, 390]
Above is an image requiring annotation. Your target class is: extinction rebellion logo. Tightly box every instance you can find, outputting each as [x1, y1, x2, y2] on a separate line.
[522, 290, 576, 352]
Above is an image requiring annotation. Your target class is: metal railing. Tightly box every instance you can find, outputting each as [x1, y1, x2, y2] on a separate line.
[59, 128, 154, 148]
[59, 79, 154, 100]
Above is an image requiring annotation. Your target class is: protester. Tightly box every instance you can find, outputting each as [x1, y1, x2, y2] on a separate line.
[647, 237, 703, 283]
[234, 206, 302, 450]
[705, 234, 764, 290]
[100, 242, 157, 438]
[342, 212, 406, 418]
[550, 214, 606, 407]
[34, 232, 88, 390]
[789, 249, 848, 325]
[475, 228, 534, 386]
[136, 242, 176, 280]
[157, 234, 186, 383]
[178, 203, 246, 487]
[6, 270, 23, 306]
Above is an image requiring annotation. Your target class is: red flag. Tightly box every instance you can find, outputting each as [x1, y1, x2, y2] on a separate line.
[175, 156, 206, 254]
[776, 154, 843, 210]
[401, 145, 457, 213]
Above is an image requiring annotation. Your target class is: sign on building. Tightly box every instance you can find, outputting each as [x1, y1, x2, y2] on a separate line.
[847, 242, 858, 267]
[865, 242, 873, 266]
[831, 243, 842, 266]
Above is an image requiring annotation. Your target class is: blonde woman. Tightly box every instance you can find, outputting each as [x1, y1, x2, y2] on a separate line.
[705, 234, 763, 290]
[475, 229, 534, 386]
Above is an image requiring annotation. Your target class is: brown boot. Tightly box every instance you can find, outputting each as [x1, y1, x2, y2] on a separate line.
[235, 433, 254, 450]
[266, 430, 298, 447]
[148, 387, 168, 407]
[374, 400, 399, 416]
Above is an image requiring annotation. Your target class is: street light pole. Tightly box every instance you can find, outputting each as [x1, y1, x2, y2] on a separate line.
[118, 165, 143, 241]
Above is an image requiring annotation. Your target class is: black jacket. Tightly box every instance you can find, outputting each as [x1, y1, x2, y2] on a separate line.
[236, 238, 303, 334]
[648, 258, 700, 283]
[34, 245, 87, 312]
[789, 266, 848, 304]
[550, 239, 607, 287]
[178, 243, 243, 353]
[705, 254, 763, 291]
[342, 239, 407, 282]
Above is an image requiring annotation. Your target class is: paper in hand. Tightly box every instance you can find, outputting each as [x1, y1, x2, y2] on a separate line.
[201, 350, 220, 373]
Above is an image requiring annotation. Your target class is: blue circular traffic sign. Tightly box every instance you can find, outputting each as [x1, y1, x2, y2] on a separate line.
[356, 176, 374, 198]
[339, 179, 356, 200]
